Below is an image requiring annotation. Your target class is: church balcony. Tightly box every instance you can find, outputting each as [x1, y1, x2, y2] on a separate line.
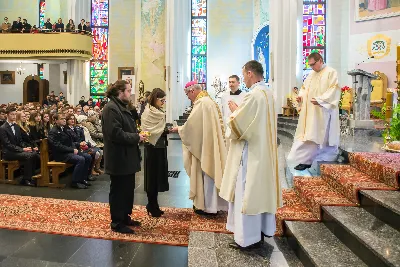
[0, 33, 92, 61]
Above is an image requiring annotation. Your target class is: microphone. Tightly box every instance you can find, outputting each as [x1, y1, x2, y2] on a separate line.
[357, 56, 375, 67]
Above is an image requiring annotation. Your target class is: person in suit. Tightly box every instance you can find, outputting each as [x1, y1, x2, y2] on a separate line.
[55, 18, 64, 32]
[85, 22, 92, 35]
[44, 18, 52, 30]
[12, 17, 22, 32]
[102, 80, 146, 234]
[48, 114, 92, 189]
[78, 19, 86, 33]
[0, 107, 39, 186]
[21, 19, 31, 33]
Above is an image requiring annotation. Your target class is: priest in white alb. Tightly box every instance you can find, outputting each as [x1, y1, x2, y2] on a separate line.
[170, 81, 228, 215]
[220, 60, 282, 250]
[287, 52, 341, 171]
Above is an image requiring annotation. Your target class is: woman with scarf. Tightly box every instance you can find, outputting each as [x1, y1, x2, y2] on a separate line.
[141, 88, 171, 217]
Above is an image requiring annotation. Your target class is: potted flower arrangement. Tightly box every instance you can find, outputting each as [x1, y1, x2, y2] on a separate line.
[339, 86, 351, 114]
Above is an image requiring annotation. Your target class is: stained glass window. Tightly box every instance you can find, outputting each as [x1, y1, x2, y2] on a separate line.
[303, 0, 326, 80]
[191, 0, 207, 87]
[39, 0, 46, 29]
[37, 64, 44, 80]
[90, 0, 109, 96]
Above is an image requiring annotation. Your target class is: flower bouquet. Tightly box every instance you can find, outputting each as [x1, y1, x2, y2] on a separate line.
[339, 86, 351, 109]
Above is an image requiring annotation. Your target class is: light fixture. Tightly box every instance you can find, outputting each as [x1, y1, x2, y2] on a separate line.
[16, 62, 25, 75]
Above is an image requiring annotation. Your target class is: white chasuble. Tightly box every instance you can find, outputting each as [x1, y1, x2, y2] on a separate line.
[220, 81, 282, 215]
[179, 91, 227, 211]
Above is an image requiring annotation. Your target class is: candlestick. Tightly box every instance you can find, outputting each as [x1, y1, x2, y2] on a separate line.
[385, 92, 393, 120]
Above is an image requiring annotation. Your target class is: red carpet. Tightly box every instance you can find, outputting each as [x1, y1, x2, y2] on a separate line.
[276, 152, 399, 236]
[0, 194, 229, 247]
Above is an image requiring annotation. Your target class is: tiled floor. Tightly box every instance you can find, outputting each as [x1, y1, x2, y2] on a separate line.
[0, 134, 297, 267]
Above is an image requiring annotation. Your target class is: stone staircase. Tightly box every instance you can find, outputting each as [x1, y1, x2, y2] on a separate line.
[277, 115, 298, 140]
[176, 111, 190, 126]
[278, 153, 400, 267]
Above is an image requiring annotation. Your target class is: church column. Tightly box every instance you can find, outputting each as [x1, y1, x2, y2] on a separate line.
[165, 0, 191, 123]
[66, 60, 88, 105]
[270, 0, 300, 114]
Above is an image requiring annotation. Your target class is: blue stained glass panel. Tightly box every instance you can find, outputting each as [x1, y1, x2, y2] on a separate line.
[191, 0, 207, 85]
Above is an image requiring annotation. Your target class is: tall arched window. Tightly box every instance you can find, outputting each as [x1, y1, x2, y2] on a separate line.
[39, 0, 46, 29]
[90, 0, 109, 98]
[191, 0, 207, 88]
[302, 0, 326, 80]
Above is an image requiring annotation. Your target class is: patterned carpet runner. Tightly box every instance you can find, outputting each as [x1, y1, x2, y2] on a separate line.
[0, 194, 228, 247]
[276, 152, 399, 235]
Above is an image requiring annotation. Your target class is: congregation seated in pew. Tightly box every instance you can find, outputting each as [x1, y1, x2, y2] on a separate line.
[0, 107, 40, 186]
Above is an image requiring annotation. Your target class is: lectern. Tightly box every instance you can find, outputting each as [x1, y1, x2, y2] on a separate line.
[347, 69, 378, 129]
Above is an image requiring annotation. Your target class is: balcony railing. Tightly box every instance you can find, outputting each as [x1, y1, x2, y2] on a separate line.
[0, 32, 92, 60]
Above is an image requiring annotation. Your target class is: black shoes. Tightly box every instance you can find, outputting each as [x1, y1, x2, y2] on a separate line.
[71, 183, 88, 189]
[88, 176, 97, 181]
[193, 206, 217, 216]
[111, 223, 135, 234]
[146, 204, 162, 217]
[294, 164, 312, 171]
[229, 240, 264, 250]
[81, 180, 92, 186]
[125, 218, 142, 227]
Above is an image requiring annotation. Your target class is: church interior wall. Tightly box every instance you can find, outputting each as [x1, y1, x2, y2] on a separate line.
[139, 0, 166, 96]
[347, 0, 400, 88]
[0, 63, 37, 104]
[0, 0, 38, 26]
[108, 0, 136, 86]
[46, 0, 62, 24]
[207, 0, 253, 97]
[60, 63, 67, 95]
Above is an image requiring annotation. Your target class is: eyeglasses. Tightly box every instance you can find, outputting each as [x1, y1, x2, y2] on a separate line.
[158, 98, 166, 103]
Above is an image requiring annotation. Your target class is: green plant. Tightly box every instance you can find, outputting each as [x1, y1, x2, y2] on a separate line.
[370, 104, 386, 120]
[387, 104, 400, 141]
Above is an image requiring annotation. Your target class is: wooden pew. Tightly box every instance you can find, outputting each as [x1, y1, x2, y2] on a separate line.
[34, 138, 71, 188]
[0, 153, 19, 184]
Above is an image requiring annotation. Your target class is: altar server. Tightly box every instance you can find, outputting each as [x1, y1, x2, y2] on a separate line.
[287, 52, 341, 170]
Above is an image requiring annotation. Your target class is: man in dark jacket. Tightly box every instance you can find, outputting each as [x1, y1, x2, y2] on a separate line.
[48, 114, 92, 189]
[102, 80, 146, 234]
[0, 107, 39, 186]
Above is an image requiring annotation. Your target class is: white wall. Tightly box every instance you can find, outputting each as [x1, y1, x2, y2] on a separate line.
[0, 0, 38, 26]
[0, 63, 37, 104]
[108, 0, 136, 84]
[60, 63, 67, 95]
[207, 0, 253, 97]
[326, 0, 350, 87]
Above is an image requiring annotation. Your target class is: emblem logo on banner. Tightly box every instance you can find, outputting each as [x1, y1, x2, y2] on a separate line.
[367, 34, 392, 59]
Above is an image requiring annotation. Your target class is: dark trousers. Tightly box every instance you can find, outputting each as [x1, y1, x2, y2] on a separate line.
[3, 152, 40, 181]
[109, 174, 135, 225]
[65, 152, 92, 183]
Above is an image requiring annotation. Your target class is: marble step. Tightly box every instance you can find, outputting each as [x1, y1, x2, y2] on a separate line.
[278, 122, 297, 132]
[188, 231, 304, 267]
[322, 206, 400, 267]
[179, 114, 189, 120]
[176, 119, 186, 126]
[285, 221, 367, 267]
[359, 190, 400, 232]
[278, 117, 299, 125]
[278, 129, 294, 140]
